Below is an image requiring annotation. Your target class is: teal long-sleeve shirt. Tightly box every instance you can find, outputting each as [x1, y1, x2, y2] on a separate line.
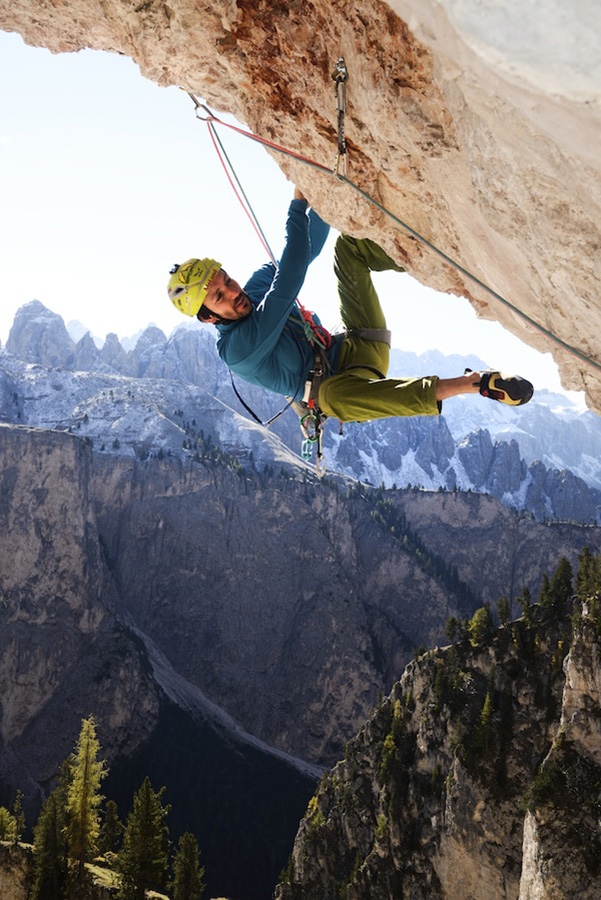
[215, 199, 338, 400]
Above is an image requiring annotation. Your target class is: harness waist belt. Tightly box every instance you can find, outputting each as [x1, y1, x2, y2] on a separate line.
[347, 327, 392, 346]
[301, 326, 391, 407]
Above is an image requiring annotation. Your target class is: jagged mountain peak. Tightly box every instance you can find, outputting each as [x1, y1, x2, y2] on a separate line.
[6, 299, 75, 368]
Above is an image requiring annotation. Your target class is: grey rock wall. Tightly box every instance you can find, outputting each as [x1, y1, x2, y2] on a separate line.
[275, 599, 601, 900]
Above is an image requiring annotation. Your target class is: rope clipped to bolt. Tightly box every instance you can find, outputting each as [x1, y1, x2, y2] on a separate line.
[184, 79, 601, 380]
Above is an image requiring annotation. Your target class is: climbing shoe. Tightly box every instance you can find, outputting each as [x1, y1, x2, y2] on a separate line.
[467, 369, 534, 406]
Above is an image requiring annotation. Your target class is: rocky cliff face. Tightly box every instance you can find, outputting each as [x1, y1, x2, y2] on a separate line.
[1, 0, 599, 411]
[0, 425, 320, 900]
[0, 844, 32, 900]
[0, 417, 600, 896]
[275, 588, 601, 900]
[0, 424, 160, 786]
[0, 416, 599, 890]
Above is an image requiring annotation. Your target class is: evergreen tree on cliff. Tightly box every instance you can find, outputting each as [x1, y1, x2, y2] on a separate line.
[31, 783, 69, 900]
[172, 832, 206, 900]
[99, 798, 124, 856]
[576, 546, 601, 604]
[65, 715, 106, 896]
[539, 557, 573, 620]
[116, 777, 171, 900]
[0, 806, 17, 840]
[11, 788, 26, 843]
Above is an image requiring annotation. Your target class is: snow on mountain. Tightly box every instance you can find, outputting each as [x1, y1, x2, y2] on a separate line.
[388, 348, 601, 491]
[3, 301, 601, 524]
[0, 350, 306, 476]
[66, 319, 103, 348]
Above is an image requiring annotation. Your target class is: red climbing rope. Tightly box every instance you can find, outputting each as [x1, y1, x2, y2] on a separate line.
[202, 101, 332, 349]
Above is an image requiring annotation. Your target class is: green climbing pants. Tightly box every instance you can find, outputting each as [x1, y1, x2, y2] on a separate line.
[318, 235, 441, 422]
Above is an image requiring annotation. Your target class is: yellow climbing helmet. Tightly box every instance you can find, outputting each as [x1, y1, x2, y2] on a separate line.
[167, 258, 222, 317]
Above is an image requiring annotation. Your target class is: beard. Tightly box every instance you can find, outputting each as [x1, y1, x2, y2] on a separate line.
[220, 293, 253, 322]
[199, 292, 253, 324]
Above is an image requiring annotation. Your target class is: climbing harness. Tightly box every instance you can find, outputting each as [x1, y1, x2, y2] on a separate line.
[332, 57, 348, 179]
[185, 83, 601, 382]
[295, 326, 391, 474]
[347, 327, 391, 346]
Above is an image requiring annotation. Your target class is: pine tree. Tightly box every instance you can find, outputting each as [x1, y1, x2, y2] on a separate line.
[117, 777, 171, 900]
[577, 548, 601, 625]
[576, 546, 595, 601]
[171, 832, 205, 900]
[0, 806, 17, 840]
[576, 546, 601, 606]
[444, 616, 461, 643]
[11, 789, 26, 842]
[476, 691, 494, 757]
[517, 587, 534, 628]
[541, 557, 574, 620]
[468, 605, 494, 648]
[65, 715, 107, 895]
[497, 596, 511, 626]
[31, 788, 68, 900]
[538, 573, 552, 610]
[99, 799, 124, 857]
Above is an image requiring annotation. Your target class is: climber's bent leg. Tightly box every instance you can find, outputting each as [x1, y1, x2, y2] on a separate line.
[333, 235, 404, 382]
[334, 234, 404, 336]
[318, 371, 440, 422]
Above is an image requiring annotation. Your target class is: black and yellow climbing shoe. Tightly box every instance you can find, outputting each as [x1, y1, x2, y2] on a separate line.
[475, 370, 534, 406]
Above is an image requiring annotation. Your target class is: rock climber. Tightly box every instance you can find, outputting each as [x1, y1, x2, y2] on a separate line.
[167, 188, 533, 426]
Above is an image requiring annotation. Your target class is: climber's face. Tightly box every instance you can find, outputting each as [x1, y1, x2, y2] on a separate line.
[202, 269, 252, 322]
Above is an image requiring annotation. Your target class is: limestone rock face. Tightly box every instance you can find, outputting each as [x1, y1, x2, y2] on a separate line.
[1, 416, 601, 896]
[0, 844, 32, 900]
[0, 424, 160, 793]
[515, 614, 601, 900]
[275, 602, 601, 900]
[0, 0, 600, 408]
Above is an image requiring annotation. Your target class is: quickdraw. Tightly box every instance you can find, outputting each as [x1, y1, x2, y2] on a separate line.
[332, 57, 348, 179]
[298, 345, 331, 476]
[300, 404, 327, 477]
